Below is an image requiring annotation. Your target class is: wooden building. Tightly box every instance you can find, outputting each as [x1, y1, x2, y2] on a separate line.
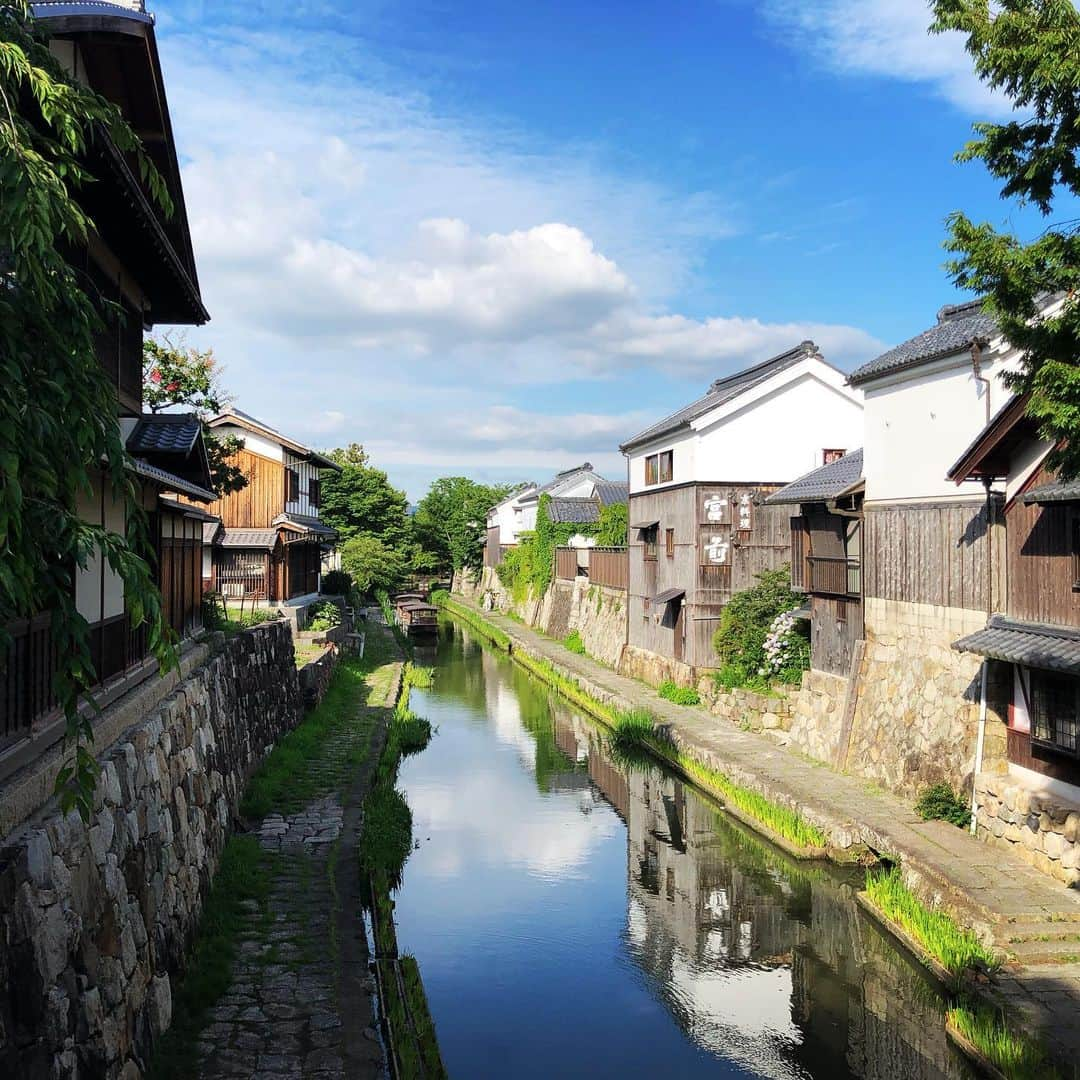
[767, 450, 864, 676]
[199, 410, 340, 604]
[618, 343, 864, 681]
[948, 396, 1080, 796]
[1, 2, 213, 766]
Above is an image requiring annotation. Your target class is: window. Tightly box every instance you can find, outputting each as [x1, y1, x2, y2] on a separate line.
[665, 528, 675, 558]
[643, 525, 658, 561]
[823, 448, 846, 465]
[659, 450, 673, 483]
[286, 467, 300, 503]
[645, 455, 659, 486]
[1031, 669, 1080, 757]
[308, 477, 320, 508]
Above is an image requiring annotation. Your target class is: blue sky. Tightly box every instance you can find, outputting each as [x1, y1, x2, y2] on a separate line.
[154, 0, 1043, 500]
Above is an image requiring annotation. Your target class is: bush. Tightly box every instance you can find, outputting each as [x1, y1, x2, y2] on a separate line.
[915, 783, 972, 829]
[712, 568, 807, 687]
[564, 629, 586, 655]
[658, 680, 701, 706]
[321, 569, 352, 596]
[306, 601, 341, 633]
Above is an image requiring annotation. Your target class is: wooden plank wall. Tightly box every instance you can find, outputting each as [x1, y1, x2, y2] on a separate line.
[863, 499, 1003, 611]
[1006, 463, 1080, 626]
[212, 449, 285, 529]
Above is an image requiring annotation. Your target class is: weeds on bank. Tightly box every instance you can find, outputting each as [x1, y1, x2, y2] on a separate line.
[658, 679, 701, 706]
[564, 629, 587, 655]
[865, 867, 1000, 978]
[947, 1002, 1059, 1079]
[607, 711, 827, 851]
[435, 594, 511, 650]
[914, 783, 972, 830]
[146, 836, 274, 1080]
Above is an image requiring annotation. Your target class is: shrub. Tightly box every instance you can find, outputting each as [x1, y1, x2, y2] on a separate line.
[306, 601, 341, 633]
[658, 680, 701, 706]
[712, 568, 807, 687]
[320, 569, 352, 596]
[760, 608, 810, 685]
[564, 629, 586, 655]
[915, 783, 972, 829]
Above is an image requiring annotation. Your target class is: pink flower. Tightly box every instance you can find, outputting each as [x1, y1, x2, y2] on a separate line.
[150, 369, 162, 383]
[165, 381, 180, 392]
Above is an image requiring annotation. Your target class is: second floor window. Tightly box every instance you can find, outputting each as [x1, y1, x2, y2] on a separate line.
[644, 449, 674, 486]
[643, 525, 658, 561]
[286, 468, 300, 503]
[659, 450, 673, 483]
[309, 477, 321, 508]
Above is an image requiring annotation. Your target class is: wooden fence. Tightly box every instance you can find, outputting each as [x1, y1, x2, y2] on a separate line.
[555, 547, 580, 581]
[553, 546, 628, 590]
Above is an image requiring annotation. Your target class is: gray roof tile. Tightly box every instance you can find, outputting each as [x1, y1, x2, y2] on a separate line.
[129, 458, 217, 503]
[849, 301, 997, 386]
[272, 512, 337, 538]
[766, 449, 863, 506]
[216, 528, 278, 550]
[954, 614, 1080, 675]
[620, 341, 822, 452]
[593, 480, 629, 506]
[127, 413, 202, 456]
[547, 497, 601, 524]
[1022, 479, 1080, 505]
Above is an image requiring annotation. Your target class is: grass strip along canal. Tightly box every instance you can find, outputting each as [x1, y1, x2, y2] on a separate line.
[433, 592, 1066, 1079]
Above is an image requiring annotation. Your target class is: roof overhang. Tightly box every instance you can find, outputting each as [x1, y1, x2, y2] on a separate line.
[631, 520, 659, 531]
[207, 413, 342, 471]
[129, 457, 217, 503]
[272, 513, 337, 539]
[157, 495, 218, 522]
[954, 615, 1080, 676]
[215, 528, 278, 551]
[947, 395, 1035, 484]
[652, 587, 685, 605]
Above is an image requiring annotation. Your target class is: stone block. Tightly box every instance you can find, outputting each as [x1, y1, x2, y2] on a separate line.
[1045, 831, 1065, 861]
[1065, 812, 1080, 844]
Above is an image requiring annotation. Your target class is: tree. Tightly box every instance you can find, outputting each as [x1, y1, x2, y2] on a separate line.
[340, 534, 407, 596]
[321, 445, 411, 548]
[932, 0, 1080, 478]
[412, 477, 515, 571]
[1, 2, 175, 817]
[142, 337, 248, 495]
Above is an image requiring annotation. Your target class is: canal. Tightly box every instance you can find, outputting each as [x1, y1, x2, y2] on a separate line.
[395, 619, 976, 1079]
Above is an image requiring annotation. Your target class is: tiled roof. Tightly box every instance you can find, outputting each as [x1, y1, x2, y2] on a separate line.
[766, 449, 863, 506]
[1022, 479, 1080, 505]
[620, 341, 821, 452]
[593, 480, 629, 506]
[216, 528, 278, 550]
[129, 458, 217, 503]
[208, 409, 341, 471]
[954, 614, 1080, 675]
[157, 496, 218, 522]
[272, 512, 337, 538]
[521, 466, 604, 503]
[547, 497, 601, 524]
[202, 521, 221, 545]
[127, 413, 202, 456]
[849, 301, 997, 386]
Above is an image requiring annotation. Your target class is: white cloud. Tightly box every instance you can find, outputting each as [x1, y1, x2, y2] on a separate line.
[762, 0, 1014, 115]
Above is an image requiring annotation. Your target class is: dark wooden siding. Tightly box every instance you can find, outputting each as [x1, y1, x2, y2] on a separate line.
[1006, 463, 1080, 625]
[1008, 727, 1080, 787]
[809, 595, 863, 676]
[210, 448, 285, 529]
[863, 499, 1003, 611]
[485, 526, 502, 568]
[590, 548, 628, 591]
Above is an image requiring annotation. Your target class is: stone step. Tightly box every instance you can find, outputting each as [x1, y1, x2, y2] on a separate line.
[1001, 921, 1080, 943]
[1005, 938, 1080, 965]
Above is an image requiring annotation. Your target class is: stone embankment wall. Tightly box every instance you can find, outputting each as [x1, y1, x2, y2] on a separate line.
[696, 677, 793, 734]
[458, 568, 627, 670]
[298, 647, 339, 711]
[0, 621, 303, 1080]
[974, 776, 1080, 887]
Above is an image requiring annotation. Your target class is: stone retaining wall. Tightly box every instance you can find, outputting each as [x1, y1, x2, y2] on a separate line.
[695, 677, 793, 733]
[298, 647, 340, 711]
[974, 775, 1080, 887]
[788, 670, 850, 765]
[0, 621, 303, 1079]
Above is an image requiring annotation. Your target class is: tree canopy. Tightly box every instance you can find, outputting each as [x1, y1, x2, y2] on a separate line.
[321, 444, 411, 550]
[2, 2, 174, 816]
[932, 0, 1080, 478]
[411, 476, 514, 571]
[142, 337, 248, 495]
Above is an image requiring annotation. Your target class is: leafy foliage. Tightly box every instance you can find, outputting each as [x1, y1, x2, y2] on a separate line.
[947, 1002, 1059, 1080]
[712, 569, 807, 689]
[496, 495, 597, 600]
[341, 534, 408, 597]
[142, 337, 247, 495]
[564, 629, 586, 655]
[321, 443, 411, 549]
[305, 601, 341, 633]
[411, 476, 514, 571]
[658, 680, 701, 706]
[596, 501, 628, 547]
[320, 568, 352, 596]
[931, 0, 1080, 479]
[914, 782, 972, 829]
[1, 1, 176, 816]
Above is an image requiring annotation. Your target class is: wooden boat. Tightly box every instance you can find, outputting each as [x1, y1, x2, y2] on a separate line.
[396, 600, 438, 635]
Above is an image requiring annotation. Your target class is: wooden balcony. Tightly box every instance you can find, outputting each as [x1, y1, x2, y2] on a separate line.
[807, 556, 861, 598]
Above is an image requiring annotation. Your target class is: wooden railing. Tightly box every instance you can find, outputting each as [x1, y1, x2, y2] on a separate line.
[807, 556, 861, 598]
[589, 547, 628, 591]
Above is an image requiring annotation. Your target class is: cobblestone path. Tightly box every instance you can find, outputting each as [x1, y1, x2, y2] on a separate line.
[194, 630, 402, 1079]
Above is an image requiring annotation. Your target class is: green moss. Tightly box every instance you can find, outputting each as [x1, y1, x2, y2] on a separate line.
[865, 867, 1000, 977]
[147, 836, 274, 1080]
[948, 1002, 1059, 1079]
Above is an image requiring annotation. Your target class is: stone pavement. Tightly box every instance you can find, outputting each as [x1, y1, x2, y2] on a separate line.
[452, 595, 1080, 1068]
[191, 633, 402, 1080]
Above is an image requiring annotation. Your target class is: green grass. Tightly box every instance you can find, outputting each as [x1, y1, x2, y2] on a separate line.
[564, 629, 586, 655]
[146, 836, 274, 1080]
[865, 867, 1000, 977]
[608, 708, 658, 753]
[401, 955, 448, 1078]
[658, 679, 701, 706]
[948, 1002, 1060, 1079]
[359, 783, 413, 882]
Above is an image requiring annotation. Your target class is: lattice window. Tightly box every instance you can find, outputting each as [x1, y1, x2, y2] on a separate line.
[1031, 670, 1080, 757]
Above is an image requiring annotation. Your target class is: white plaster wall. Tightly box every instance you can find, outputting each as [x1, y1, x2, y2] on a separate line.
[75, 477, 103, 623]
[627, 363, 862, 494]
[863, 350, 1019, 503]
[1005, 438, 1054, 502]
[102, 495, 127, 619]
[215, 424, 283, 463]
[488, 487, 537, 545]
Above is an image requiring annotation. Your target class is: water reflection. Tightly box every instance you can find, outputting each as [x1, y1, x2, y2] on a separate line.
[393, 621, 973, 1079]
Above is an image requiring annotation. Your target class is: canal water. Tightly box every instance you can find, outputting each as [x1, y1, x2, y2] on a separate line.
[396, 620, 975, 1079]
